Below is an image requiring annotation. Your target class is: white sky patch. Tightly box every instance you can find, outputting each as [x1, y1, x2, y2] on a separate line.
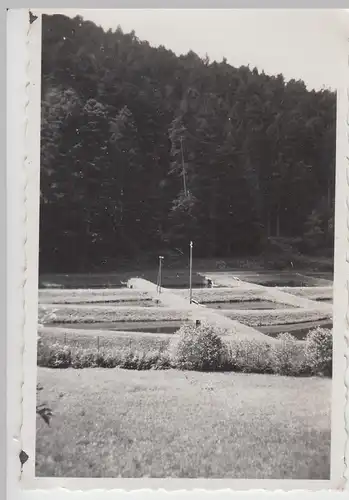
[37, 8, 348, 91]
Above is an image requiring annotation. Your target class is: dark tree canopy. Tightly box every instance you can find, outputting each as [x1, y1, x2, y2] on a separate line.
[40, 14, 336, 273]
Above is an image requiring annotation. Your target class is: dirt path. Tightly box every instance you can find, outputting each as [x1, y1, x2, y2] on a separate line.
[128, 278, 279, 343]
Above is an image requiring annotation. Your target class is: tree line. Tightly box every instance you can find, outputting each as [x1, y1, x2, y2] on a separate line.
[40, 13, 336, 273]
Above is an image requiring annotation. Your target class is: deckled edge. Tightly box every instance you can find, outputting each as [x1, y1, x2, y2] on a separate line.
[17, 8, 349, 496]
[18, 7, 42, 488]
[20, 10, 32, 482]
[344, 47, 349, 487]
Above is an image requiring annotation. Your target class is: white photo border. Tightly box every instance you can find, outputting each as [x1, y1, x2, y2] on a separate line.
[6, 6, 349, 498]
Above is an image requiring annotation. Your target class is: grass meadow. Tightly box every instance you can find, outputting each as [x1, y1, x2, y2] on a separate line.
[36, 367, 331, 479]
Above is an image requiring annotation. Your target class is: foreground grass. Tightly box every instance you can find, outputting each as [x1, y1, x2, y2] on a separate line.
[36, 368, 331, 479]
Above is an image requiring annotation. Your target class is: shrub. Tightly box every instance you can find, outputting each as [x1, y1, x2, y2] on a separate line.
[153, 351, 171, 370]
[117, 348, 141, 370]
[136, 350, 168, 370]
[37, 340, 171, 371]
[169, 323, 228, 371]
[71, 348, 99, 368]
[304, 327, 332, 376]
[37, 341, 71, 368]
[37, 326, 332, 377]
[270, 333, 305, 376]
[95, 349, 120, 368]
[226, 339, 273, 373]
[108, 348, 170, 370]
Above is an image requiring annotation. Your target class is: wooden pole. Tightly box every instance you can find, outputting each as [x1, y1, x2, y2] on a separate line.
[159, 256, 162, 294]
[156, 262, 160, 294]
[189, 241, 193, 304]
[158, 256, 164, 294]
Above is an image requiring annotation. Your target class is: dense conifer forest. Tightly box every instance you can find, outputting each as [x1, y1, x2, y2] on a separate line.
[40, 14, 336, 273]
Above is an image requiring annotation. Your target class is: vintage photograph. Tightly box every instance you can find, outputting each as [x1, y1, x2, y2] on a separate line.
[35, 9, 339, 482]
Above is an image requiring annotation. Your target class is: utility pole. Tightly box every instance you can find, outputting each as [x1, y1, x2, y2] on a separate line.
[189, 241, 193, 304]
[157, 256, 164, 294]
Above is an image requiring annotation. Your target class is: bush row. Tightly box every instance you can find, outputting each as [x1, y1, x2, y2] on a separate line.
[168, 324, 332, 376]
[37, 323, 332, 377]
[37, 340, 171, 371]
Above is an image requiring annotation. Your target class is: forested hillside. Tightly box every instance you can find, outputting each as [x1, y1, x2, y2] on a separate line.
[40, 14, 336, 273]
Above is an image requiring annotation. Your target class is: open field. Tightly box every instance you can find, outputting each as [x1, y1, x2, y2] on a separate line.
[36, 367, 331, 479]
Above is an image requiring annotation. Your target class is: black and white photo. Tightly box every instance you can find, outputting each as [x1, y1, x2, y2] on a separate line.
[9, 8, 347, 488]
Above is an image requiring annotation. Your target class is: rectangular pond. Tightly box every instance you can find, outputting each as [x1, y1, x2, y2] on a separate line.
[202, 300, 295, 310]
[90, 299, 162, 307]
[141, 270, 209, 289]
[257, 319, 333, 340]
[254, 277, 315, 287]
[54, 320, 186, 335]
[212, 271, 325, 288]
[163, 283, 209, 289]
[40, 269, 211, 290]
[302, 271, 333, 281]
[39, 281, 127, 290]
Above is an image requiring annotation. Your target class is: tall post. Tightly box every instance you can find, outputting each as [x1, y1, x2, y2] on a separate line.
[189, 241, 193, 304]
[157, 256, 164, 294]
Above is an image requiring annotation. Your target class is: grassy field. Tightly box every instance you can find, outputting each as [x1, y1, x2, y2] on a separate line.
[36, 368, 331, 479]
